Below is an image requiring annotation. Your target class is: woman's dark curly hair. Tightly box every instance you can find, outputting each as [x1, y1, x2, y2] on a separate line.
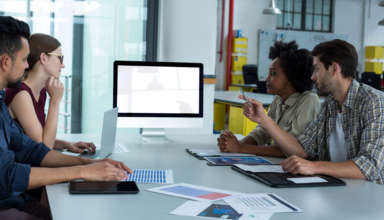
[269, 41, 314, 93]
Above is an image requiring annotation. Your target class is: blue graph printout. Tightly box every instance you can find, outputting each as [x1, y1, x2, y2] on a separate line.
[205, 156, 271, 166]
[125, 169, 173, 184]
[198, 204, 242, 219]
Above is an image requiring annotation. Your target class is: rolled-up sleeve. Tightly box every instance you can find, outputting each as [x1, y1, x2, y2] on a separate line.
[247, 125, 270, 145]
[9, 127, 50, 166]
[352, 108, 384, 184]
[247, 99, 276, 145]
[0, 150, 31, 195]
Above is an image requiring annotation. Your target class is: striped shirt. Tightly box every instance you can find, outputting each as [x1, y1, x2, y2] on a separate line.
[298, 80, 384, 184]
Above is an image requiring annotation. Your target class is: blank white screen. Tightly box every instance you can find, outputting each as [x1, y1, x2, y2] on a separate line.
[117, 65, 200, 114]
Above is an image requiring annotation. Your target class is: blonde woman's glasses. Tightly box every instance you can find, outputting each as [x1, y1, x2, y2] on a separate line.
[47, 52, 64, 64]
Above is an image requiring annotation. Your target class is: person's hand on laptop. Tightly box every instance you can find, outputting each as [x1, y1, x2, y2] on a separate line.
[81, 160, 132, 181]
[217, 130, 241, 153]
[65, 141, 96, 154]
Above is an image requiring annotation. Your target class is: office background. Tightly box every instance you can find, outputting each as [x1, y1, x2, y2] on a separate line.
[0, 0, 383, 136]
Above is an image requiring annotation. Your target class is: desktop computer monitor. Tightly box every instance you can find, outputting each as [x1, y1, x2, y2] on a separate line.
[113, 61, 204, 142]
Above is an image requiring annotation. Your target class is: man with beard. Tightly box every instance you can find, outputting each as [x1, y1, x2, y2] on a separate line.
[0, 16, 132, 219]
[242, 39, 384, 184]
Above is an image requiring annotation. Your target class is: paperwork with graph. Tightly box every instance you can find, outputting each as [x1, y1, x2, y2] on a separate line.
[147, 183, 239, 201]
[224, 193, 302, 213]
[124, 169, 173, 184]
[170, 200, 273, 220]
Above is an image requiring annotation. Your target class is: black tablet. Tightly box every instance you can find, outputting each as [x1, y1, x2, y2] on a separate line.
[231, 166, 346, 188]
[69, 181, 139, 194]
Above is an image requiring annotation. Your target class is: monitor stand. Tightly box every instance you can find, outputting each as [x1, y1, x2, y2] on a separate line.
[140, 128, 172, 144]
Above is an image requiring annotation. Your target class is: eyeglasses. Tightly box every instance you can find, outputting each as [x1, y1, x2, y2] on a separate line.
[47, 52, 64, 64]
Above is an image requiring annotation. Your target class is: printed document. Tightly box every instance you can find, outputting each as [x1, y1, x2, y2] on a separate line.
[170, 201, 273, 220]
[224, 193, 302, 213]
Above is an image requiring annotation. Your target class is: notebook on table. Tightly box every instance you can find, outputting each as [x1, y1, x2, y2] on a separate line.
[231, 164, 346, 188]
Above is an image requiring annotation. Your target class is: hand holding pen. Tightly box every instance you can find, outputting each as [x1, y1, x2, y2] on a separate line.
[239, 94, 268, 124]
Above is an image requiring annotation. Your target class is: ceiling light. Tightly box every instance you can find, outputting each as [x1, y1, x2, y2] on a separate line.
[263, 0, 281, 15]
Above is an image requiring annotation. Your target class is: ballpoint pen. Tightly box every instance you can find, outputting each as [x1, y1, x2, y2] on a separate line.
[240, 88, 250, 104]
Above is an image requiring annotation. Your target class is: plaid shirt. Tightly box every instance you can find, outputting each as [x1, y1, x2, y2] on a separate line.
[298, 80, 384, 184]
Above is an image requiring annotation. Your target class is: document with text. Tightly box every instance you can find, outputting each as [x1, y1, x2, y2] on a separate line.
[224, 193, 302, 213]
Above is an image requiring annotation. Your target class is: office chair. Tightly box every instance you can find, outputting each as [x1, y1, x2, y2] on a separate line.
[242, 64, 267, 93]
[360, 72, 382, 90]
[242, 64, 258, 84]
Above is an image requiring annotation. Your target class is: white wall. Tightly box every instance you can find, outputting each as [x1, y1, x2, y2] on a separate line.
[158, 0, 217, 75]
[158, 0, 218, 134]
[334, 0, 364, 71]
[334, 0, 384, 71]
[363, 0, 384, 47]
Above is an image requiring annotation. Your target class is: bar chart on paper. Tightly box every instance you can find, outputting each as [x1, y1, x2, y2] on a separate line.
[125, 169, 174, 184]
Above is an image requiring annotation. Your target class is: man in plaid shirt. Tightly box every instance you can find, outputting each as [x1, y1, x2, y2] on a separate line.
[243, 39, 384, 184]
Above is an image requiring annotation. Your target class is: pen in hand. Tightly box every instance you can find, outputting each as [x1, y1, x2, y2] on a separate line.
[240, 89, 250, 104]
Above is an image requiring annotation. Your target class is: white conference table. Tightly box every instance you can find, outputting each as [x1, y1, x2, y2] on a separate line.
[214, 91, 275, 106]
[47, 133, 384, 220]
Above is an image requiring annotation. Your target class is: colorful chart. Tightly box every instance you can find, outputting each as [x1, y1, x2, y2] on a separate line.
[125, 169, 173, 184]
[161, 186, 230, 200]
[198, 204, 242, 219]
[148, 183, 237, 202]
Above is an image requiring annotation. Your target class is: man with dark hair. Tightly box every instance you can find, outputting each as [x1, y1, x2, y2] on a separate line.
[0, 16, 132, 219]
[217, 41, 320, 157]
[243, 39, 384, 184]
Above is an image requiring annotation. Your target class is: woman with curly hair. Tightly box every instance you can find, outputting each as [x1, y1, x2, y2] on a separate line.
[217, 41, 320, 157]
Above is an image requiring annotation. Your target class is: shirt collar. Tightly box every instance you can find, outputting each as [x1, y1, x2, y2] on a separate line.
[342, 79, 359, 110]
[0, 90, 4, 100]
[276, 92, 302, 107]
[327, 79, 359, 112]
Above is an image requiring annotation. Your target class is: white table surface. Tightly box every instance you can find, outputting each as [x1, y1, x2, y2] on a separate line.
[47, 133, 384, 220]
[214, 91, 275, 106]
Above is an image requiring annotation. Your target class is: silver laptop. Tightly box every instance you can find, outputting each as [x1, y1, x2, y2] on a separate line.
[82, 108, 118, 159]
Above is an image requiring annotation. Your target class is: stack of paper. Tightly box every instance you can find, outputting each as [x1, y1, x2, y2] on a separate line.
[148, 183, 302, 220]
